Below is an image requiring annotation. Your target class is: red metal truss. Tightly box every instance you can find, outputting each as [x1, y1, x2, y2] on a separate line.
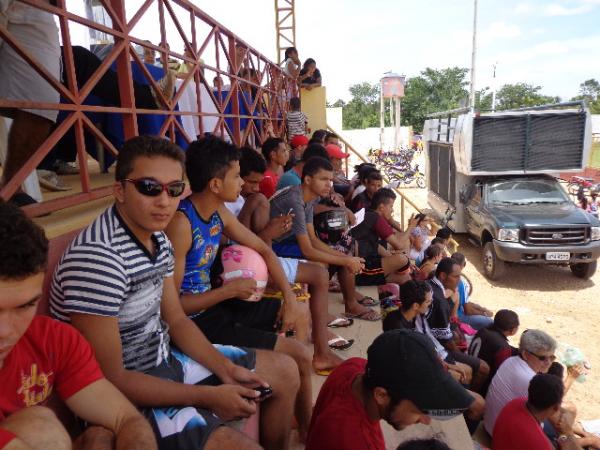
[0, 0, 296, 217]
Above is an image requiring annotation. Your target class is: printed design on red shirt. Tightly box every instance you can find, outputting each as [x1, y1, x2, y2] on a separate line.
[17, 363, 54, 407]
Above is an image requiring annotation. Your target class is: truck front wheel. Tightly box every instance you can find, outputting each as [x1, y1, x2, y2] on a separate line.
[483, 241, 506, 280]
[570, 261, 597, 279]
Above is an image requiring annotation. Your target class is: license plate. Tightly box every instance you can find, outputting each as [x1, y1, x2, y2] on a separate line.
[546, 252, 570, 261]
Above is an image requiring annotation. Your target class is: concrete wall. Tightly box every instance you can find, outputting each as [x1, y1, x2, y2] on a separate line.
[301, 86, 327, 133]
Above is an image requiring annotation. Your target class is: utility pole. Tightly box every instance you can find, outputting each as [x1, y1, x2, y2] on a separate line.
[380, 78, 385, 151]
[469, 0, 478, 111]
[492, 62, 498, 112]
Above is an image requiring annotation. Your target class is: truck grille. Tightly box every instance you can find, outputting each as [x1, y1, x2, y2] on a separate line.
[523, 227, 588, 245]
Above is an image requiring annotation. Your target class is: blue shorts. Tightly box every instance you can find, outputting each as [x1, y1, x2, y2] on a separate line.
[141, 346, 256, 449]
[278, 257, 305, 283]
[272, 241, 303, 259]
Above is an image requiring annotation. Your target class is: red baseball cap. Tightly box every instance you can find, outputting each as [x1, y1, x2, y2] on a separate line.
[290, 135, 309, 148]
[326, 144, 349, 159]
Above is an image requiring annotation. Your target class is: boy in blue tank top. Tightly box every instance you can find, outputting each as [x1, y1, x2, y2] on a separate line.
[167, 136, 326, 442]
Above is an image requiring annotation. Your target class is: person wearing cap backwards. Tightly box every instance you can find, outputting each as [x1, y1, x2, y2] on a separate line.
[305, 330, 482, 450]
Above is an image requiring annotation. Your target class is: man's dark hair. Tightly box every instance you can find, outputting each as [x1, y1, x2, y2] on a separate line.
[371, 188, 396, 210]
[115, 135, 185, 181]
[435, 257, 459, 278]
[289, 97, 301, 110]
[239, 146, 266, 178]
[548, 362, 565, 379]
[436, 227, 452, 240]
[430, 237, 445, 247]
[424, 244, 444, 262]
[284, 47, 297, 59]
[301, 144, 329, 163]
[312, 129, 327, 142]
[528, 374, 564, 411]
[397, 439, 452, 450]
[400, 280, 432, 312]
[324, 131, 338, 143]
[450, 252, 466, 267]
[493, 309, 520, 332]
[0, 201, 48, 280]
[302, 156, 332, 182]
[186, 136, 240, 193]
[365, 170, 383, 183]
[261, 137, 284, 163]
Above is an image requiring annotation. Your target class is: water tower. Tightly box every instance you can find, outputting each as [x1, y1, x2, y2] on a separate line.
[380, 72, 406, 151]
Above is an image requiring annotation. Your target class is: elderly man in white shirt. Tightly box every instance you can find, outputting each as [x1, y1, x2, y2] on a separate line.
[484, 329, 557, 435]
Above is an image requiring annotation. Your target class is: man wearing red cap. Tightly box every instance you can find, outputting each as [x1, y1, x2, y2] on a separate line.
[288, 135, 309, 170]
[326, 144, 353, 199]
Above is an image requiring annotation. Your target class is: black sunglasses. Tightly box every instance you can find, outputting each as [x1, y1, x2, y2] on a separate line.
[527, 350, 556, 363]
[122, 178, 186, 197]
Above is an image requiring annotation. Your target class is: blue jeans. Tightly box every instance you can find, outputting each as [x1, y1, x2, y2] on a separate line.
[460, 314, 493, 330]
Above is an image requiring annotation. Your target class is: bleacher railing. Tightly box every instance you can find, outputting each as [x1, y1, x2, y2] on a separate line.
[0, 0, 296, 217]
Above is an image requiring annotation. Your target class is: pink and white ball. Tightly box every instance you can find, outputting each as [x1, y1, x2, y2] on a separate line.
[221, 245, 268, 302]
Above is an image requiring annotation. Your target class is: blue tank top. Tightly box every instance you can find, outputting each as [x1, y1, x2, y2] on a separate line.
[177, 198, 223, 295]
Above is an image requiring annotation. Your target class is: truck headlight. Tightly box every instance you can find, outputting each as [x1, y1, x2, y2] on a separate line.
[592, 227, 600, 241]
[498, 228, 520, 242]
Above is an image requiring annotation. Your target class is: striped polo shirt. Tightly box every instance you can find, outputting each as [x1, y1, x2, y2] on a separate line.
[49, 205, 173, 373]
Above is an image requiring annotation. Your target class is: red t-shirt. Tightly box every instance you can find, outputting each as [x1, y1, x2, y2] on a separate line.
[0, 316, 103, 419]
[492, 398, 552, 450]
[306, 358, 385, 450]
[0, 429, 16, 448]
[259, 169, 280, 199]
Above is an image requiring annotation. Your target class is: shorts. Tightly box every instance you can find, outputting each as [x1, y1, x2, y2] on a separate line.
[192, 299, 281, 350]
[0, 3, 61, 122]
[450, 350, 481, 374]
[142, 346, 256, 449]
[355, 256, 386, 286]
[272, 240, 303, 259]
[278, 257, 302, 283]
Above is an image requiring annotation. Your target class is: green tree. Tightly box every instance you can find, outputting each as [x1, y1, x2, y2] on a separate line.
[571, 79, 600, 113]
[341, 82, 386, 129]
[494, 83, 560, 111]
[400, 67, 470, 132]
[475, 87, 493, 111]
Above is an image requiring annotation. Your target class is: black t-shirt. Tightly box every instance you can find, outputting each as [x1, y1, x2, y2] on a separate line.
[426, 280, 453, 343]
[382, 310, 415, 332]
[299, 67, 322, 85]
[351, 210, 394, 259]
[350, 191, 372, 213]
[468, 326, 517, 374]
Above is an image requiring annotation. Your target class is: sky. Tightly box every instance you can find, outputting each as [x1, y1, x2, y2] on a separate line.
[121, 0, 600, 104]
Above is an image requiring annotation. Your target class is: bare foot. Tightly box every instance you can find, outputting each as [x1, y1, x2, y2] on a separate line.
[313, 349, 345, 372]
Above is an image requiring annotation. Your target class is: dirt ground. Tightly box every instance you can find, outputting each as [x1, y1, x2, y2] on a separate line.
[400, 187, 600, 422]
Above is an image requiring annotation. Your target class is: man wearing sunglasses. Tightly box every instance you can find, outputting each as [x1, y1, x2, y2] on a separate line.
[50, 136, 299, 450]
[484, 328, 557, 436]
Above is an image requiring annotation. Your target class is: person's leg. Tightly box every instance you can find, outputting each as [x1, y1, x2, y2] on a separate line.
[72, 426, 114, 450]
[452, 352, 489, 394]
[272, 337, 312, 443]
[238, 193, 270, 235]
[254, 349, 300, 450]
[382, 253, 412, 284]
[204, 426, 262, 450]
[1, 406, 71, 450]
[338, 266, 380, 319]
[67, 46, 165, 110]
[2, 110, 53, 187]
[461, 314, 493, 331]
[294, 262, 344, 371]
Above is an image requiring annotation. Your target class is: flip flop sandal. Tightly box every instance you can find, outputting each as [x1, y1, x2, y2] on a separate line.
[328, 280, 342, 293]
[327, 317, 354, 328]
[357, 296, 380, 307]
[344, 308, 382, 322]
[315, 368, 333, 376]
[328, 336, 355, 351]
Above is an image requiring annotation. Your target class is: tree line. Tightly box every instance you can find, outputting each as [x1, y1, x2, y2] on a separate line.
[329, 68, 600, 132]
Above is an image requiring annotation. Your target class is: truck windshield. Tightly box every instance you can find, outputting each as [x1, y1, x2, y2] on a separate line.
[488, 180, 570, 205]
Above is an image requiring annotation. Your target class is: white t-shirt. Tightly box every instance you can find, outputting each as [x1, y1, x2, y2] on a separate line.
[225, 195, 246, 217]
[484, 355, 536, 435]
